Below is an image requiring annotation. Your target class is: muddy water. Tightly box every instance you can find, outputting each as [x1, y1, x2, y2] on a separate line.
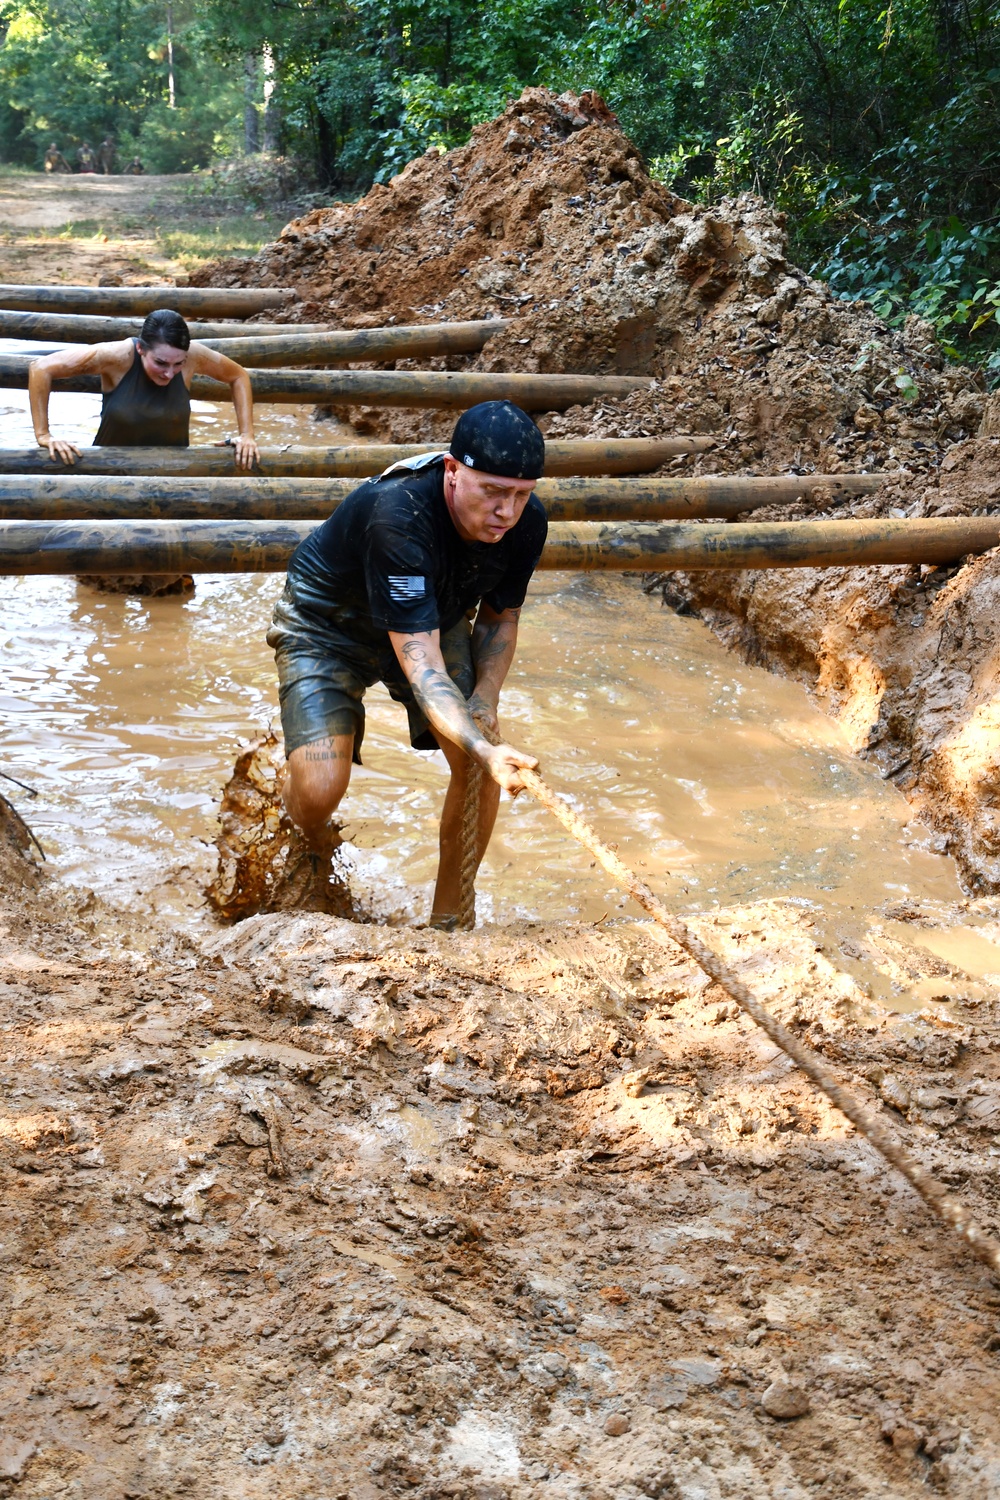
[0, 386, 964, 967]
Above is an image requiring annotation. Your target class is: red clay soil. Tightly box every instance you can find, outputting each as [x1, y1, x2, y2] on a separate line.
[194, 86, 1000, 894]
[4, 813, 1000, 1499]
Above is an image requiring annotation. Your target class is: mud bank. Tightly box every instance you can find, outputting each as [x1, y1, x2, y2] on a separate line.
[193, 86, 1000, 892]
[3, 823, 1000, 1498]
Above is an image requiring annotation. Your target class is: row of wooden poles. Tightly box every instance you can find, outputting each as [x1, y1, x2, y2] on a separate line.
[0, 517, 994, 575]
[0, 468, 882, 520]
[0, 283, 995, 575]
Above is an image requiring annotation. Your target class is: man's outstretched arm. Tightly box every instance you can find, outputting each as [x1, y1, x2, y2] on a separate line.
[388, 628, 536, 792]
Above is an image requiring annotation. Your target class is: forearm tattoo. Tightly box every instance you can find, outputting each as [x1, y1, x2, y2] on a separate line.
[472, 622, 510, 665]
[412, 665, 483, 755]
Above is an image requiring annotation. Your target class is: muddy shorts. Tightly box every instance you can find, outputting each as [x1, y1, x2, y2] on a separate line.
[267, 582, 475, 761]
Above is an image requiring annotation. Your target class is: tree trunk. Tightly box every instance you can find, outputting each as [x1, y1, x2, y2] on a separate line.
[243, 53, 259, 154]
[166, 3, 175, 109]
[262, 44, 280, 152]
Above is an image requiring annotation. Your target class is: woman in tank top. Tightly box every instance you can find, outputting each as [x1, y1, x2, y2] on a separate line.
[28, 308, 259, 469]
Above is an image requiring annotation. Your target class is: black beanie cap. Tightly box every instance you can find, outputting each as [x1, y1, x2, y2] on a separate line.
[448, 400, 545, 480]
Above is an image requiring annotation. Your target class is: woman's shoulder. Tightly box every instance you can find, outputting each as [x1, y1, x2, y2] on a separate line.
[90, 337, 136, 369]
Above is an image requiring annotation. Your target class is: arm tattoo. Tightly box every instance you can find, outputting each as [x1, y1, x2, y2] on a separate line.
[412, 666, 483, 755]
[401, 640, 431, 665]
[472, 622, 509, 665]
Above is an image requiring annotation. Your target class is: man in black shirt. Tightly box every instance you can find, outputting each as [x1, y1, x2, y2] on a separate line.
[267, 401, 547, 927]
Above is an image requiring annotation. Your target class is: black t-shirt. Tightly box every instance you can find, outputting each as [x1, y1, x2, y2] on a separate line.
[285, 457, 548, 644]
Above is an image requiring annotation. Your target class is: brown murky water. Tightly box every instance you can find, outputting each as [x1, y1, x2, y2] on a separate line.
[0, 383, 965, 973]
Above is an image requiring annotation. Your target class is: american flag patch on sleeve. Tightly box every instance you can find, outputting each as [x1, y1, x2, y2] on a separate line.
[388, 575, 426, 601]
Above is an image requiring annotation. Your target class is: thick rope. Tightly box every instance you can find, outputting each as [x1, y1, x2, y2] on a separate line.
[477, 746, 1000, 1276]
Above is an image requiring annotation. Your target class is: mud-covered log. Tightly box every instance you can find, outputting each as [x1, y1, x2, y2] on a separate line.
[202, 320, 508, 366]
[0, 311, 329, 342]
[536, 474, 882, 519]
[0, 473, 886, 522]
[540, 517, 1000, 570]
[0, 438, 716, 478]
[0, 313, 504, 358]
[0, 520, 309, 574]
[0, 285, 291, 316]
[0, 516, 996, 575]
[0, 355, 653, 409]
[0, 477, 348, 519]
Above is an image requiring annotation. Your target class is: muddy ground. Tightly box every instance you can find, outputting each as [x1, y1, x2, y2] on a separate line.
[3, 805, 1000, 1499]
[5, 92, 1000, 1499]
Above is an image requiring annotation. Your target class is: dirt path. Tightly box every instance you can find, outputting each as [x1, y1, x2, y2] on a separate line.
[0, 172, 200, 231]
[0, 171, 284, 286]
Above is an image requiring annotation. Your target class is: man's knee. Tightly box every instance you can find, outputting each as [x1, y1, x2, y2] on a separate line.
[285, 737, 353, 824]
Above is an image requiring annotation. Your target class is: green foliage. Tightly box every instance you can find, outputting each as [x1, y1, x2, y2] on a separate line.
[0, 0, 242, 169]
[133, 89, 242, 174]
[201, 152, 318, 210]
[1, 0, 999, 377]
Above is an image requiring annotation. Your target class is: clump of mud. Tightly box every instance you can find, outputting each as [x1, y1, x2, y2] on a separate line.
[208, 733, 356, 922]
[76, 573, 195, 597]
[0, 788, 44, 887]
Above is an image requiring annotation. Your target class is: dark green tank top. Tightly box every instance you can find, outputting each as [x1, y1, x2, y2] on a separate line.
[94, 339, 190, 447]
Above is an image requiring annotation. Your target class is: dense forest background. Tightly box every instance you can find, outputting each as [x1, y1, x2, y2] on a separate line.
[0, 1, 998, 366]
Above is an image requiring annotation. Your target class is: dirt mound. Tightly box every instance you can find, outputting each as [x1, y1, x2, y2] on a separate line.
[0, 790, 44, 892]
[194, 86, 980, 468]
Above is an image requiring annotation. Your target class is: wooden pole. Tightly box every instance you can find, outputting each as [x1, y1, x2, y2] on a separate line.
[0, 311, 329, 342]
[5, 357, 653, 409]
[0, 516, 994, 575]
[200, 320, 508, 366]
[540, 517, 1000, 570]
[0, 473, 884, 522]
[536, 474, 882, 519]
[0, 285, 292, 316]
[0, 438, 716, 478]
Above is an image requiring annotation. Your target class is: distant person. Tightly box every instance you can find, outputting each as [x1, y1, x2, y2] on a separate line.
[122, 156, 145, 176]
[76, 141, 96, 173]
[98, 137, 116, 174]
[43, 143, 71, 174]
[28, 308, 260, 468]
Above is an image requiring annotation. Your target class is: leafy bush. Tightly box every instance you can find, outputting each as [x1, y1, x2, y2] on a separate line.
[134, 100, 234, 175]
[200, 152, 318, 211]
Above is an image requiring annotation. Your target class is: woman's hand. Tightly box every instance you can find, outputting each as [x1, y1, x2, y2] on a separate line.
[37, 434, 80, 465]
[233, 434, 260, 471]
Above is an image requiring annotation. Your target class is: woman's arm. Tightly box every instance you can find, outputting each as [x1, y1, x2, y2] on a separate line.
[28, 340, 132, 465]
[188, 343, 259, 470]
